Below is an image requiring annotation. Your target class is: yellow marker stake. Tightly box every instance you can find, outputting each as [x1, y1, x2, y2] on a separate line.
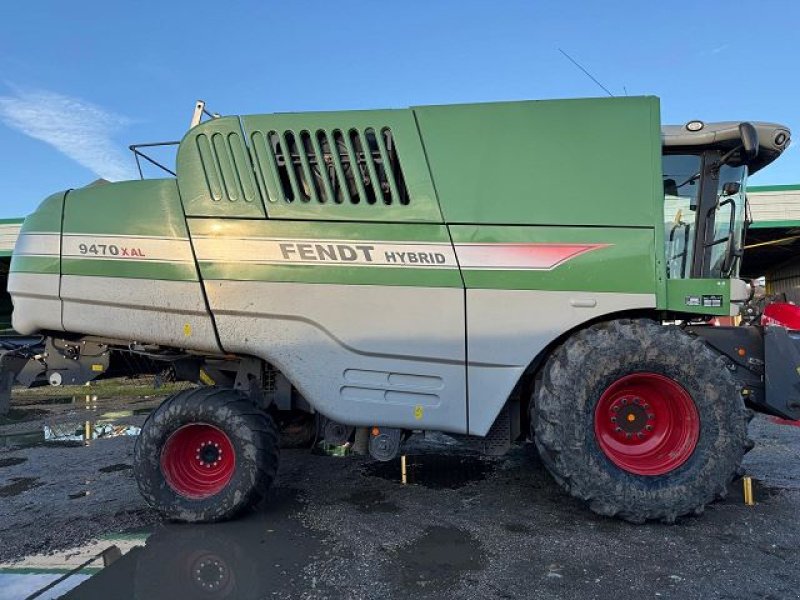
[743, 476, 755, 506]
[401, 455, 407, 485]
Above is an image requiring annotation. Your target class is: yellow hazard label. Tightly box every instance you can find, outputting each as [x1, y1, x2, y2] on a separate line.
[414, 405, 424, 420]
[199, 369, 215, 386]
[91, 364, 104, 372]
[183, 323, 192, 337]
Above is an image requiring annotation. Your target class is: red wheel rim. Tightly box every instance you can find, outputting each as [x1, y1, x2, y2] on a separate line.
[160, 424, 236, 499]
[594, 373, 699, 476]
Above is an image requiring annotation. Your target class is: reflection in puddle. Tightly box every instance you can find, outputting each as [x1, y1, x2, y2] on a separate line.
[0, 490, 323, 600]
[44, 422, 141, 444]
[0, 535, 143, 599]
[1, 389, 156, 450]
[1, 418, 144, 450]
[363, 454, 493, 489]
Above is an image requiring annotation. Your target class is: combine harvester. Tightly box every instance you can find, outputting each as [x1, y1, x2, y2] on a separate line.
[5, 96, 797, 523]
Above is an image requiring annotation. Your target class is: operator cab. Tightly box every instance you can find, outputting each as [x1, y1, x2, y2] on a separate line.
[661, 121, 791, 280]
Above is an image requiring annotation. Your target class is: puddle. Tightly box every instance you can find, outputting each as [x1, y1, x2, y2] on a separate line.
[28, 396, 75, 406]
[3, 487, 491, 598]
[0, 457, 26, 468]
[0, 420, 142, 450]
[0, 488, 329, 600]
[0, 407, 50, 425]
[0, 477, 41, 497]
[0, 534, 144, 599]
[504, 522, 533, 534]
[725, 477, 784, 504]
[363, 454, 493, 489]
[98, 463, 132, 473]
[343, 489, 399, 514]
[386, 526, 485, 595]
[44, 421, 141, 443]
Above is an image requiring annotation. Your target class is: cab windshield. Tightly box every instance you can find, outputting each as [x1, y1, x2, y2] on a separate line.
[663, 154, 748, 279]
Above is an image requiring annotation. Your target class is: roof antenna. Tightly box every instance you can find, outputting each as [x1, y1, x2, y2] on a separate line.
[558, 48, 614, 97]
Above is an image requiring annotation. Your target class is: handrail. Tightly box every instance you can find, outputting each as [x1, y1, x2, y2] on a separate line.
[129, 141, 180, 179]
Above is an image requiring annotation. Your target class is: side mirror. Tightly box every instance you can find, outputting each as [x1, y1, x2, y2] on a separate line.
[739, 122, 759, 162]
[722, 181, 741, 196]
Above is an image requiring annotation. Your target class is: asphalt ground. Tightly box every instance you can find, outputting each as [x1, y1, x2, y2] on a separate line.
[0, 388, 798, 599]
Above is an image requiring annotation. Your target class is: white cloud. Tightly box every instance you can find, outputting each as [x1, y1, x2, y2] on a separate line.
[0, 87, 136, 181]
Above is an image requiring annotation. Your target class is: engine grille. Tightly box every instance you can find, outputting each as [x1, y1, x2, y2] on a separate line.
[251, 127, 410, 206]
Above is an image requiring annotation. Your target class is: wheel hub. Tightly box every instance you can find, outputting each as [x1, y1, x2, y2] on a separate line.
[594, 373, 700, 476]
[198, 442, 222, 467]
[610, 397, 653, 437]
[160, 423, 236, 499]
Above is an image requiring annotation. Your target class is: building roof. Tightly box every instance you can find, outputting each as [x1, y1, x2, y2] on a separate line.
[0, 219, 23, 258]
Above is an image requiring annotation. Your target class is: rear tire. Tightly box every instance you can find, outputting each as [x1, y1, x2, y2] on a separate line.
[532, 319, 751, 523]
[134, 387, 279, 523]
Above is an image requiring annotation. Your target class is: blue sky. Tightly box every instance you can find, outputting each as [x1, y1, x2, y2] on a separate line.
[0, 0, 797, 218]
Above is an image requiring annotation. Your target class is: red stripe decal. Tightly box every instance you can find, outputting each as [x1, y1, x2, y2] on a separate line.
[769, 416, 800, 428]
[455, 243, 608, 270]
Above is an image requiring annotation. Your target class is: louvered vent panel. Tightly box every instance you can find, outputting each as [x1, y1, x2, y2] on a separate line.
[252, 127, 410, 206]
[176, 116, 266, 218]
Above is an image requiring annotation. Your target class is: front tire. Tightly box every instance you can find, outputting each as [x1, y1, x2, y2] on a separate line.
[532, 319, 751, 523]
[134, 387, 279, 522]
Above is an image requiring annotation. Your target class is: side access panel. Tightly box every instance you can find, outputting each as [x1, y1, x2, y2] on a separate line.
[414, 96, 662, 227]
[189, 218, 468, 433]
[451, 224, 659, 435]
[59, 180, 220, 353]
